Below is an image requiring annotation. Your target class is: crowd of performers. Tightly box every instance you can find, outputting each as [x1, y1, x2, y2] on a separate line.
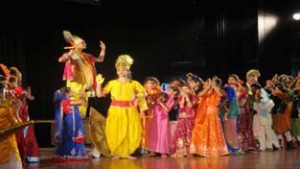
[2, 30, 300, 168]
[141, 70, 300, 157]
[0, 65, 40, 169]
[51, 30, 300, 161]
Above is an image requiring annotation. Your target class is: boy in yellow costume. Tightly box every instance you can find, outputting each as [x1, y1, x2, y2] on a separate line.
[58, 30, 106, 117]
[96, 54, 147, 160]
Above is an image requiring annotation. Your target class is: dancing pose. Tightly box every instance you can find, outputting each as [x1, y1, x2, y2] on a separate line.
[2, 65, 40, 163]
[190, 77, 229, 157]
[58, 30, 106, 117]
[96, 54, 148, 160]
[53, 87, 89, 162]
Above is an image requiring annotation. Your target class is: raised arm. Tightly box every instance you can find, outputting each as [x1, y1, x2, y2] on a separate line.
[158, 100, 171, 113]
[96, 74, 106, 97]
[95, 41, 106, 62]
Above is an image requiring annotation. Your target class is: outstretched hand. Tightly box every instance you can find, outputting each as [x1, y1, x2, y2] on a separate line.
[99, 41, 106, 50]
[96, 74, 105, 85]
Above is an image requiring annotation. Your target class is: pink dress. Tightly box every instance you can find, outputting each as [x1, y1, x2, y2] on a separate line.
[148, 95, 174, 154]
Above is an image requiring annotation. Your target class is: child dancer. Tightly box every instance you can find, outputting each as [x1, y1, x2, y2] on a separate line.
[53, 87, 89, 162]
[141, 77, 162, 155]
[190, 77, 229, 157]
[148, 92, 173, 157]
[171, 84, 198, 157]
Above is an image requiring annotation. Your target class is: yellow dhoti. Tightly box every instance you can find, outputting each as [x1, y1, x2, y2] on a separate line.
[106, 106, 142, 157]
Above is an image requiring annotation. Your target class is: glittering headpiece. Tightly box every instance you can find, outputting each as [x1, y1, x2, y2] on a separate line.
[186, 72, 203, 84]
[246, 69, 260, 80]
[170, 79, 185, 88]
[9, 67, 22, 80]
[63, 30, 84, 47]
[0, 64, 22, 81]
[115, 54, 134, 70]
[278, 74, 291, 84]
[0, 64, 10, 78]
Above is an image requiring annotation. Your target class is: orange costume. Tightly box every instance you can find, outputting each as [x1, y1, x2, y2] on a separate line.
[190, 91, 229, 157]
[271, 88, 292, 134]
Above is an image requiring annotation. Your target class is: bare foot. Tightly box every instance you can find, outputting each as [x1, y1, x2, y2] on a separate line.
[112, 155, 120, 160]
[170, 154, 177, 158]
[125, 155, 137, 160]
[185, 154, 193, 158]
[176, 153, 184, 158]
[161, 154, 168, 158]
[147, 152, 156, 157]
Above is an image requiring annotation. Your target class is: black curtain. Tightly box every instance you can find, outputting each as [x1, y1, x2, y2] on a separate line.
[0, 29, 28, 85]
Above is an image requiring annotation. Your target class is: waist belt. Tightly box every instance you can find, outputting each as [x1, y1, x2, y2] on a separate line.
[111, 100, 133, 107]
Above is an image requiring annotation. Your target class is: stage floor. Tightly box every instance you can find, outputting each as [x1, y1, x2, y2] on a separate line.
[25, 148, 300, 169]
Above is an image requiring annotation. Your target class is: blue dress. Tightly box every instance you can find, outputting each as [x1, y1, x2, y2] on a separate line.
[220, 86, 240, 154]
[53, 91, 88, 160]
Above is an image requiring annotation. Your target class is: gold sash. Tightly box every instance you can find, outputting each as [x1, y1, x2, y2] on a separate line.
[89, 107, 111, 157]
[74, 51, 96, 91]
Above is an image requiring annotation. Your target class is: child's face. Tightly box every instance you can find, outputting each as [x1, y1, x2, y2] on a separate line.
[228, 77, 237, 85]
[145, 80, 157, 90]
[160, 95, 168, 103]
[254, 90, 262, 101]
[188, 80, 198, 89]
[75, 40, 87, 49]
[117, 67, 129, 78]
[66, 90, 74, 97]
[182, 86, 192, 94]
[203, 80, 211, 89]
[8, 81, 17, 88]
[211, 79, 218, 87]
[168, 88, 176, 96]
[247, 77, 257, 85]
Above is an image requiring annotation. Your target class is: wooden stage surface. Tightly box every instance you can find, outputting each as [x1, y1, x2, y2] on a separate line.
[25, 148, 300, 169]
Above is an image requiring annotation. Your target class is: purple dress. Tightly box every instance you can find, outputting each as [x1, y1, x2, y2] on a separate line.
[237, 92, 257, 151]
[148, 95, 174, 154]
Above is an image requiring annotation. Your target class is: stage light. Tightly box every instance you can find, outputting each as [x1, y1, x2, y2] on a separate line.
[293, 13, 300, 20]
[258, 12, 278, 43]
